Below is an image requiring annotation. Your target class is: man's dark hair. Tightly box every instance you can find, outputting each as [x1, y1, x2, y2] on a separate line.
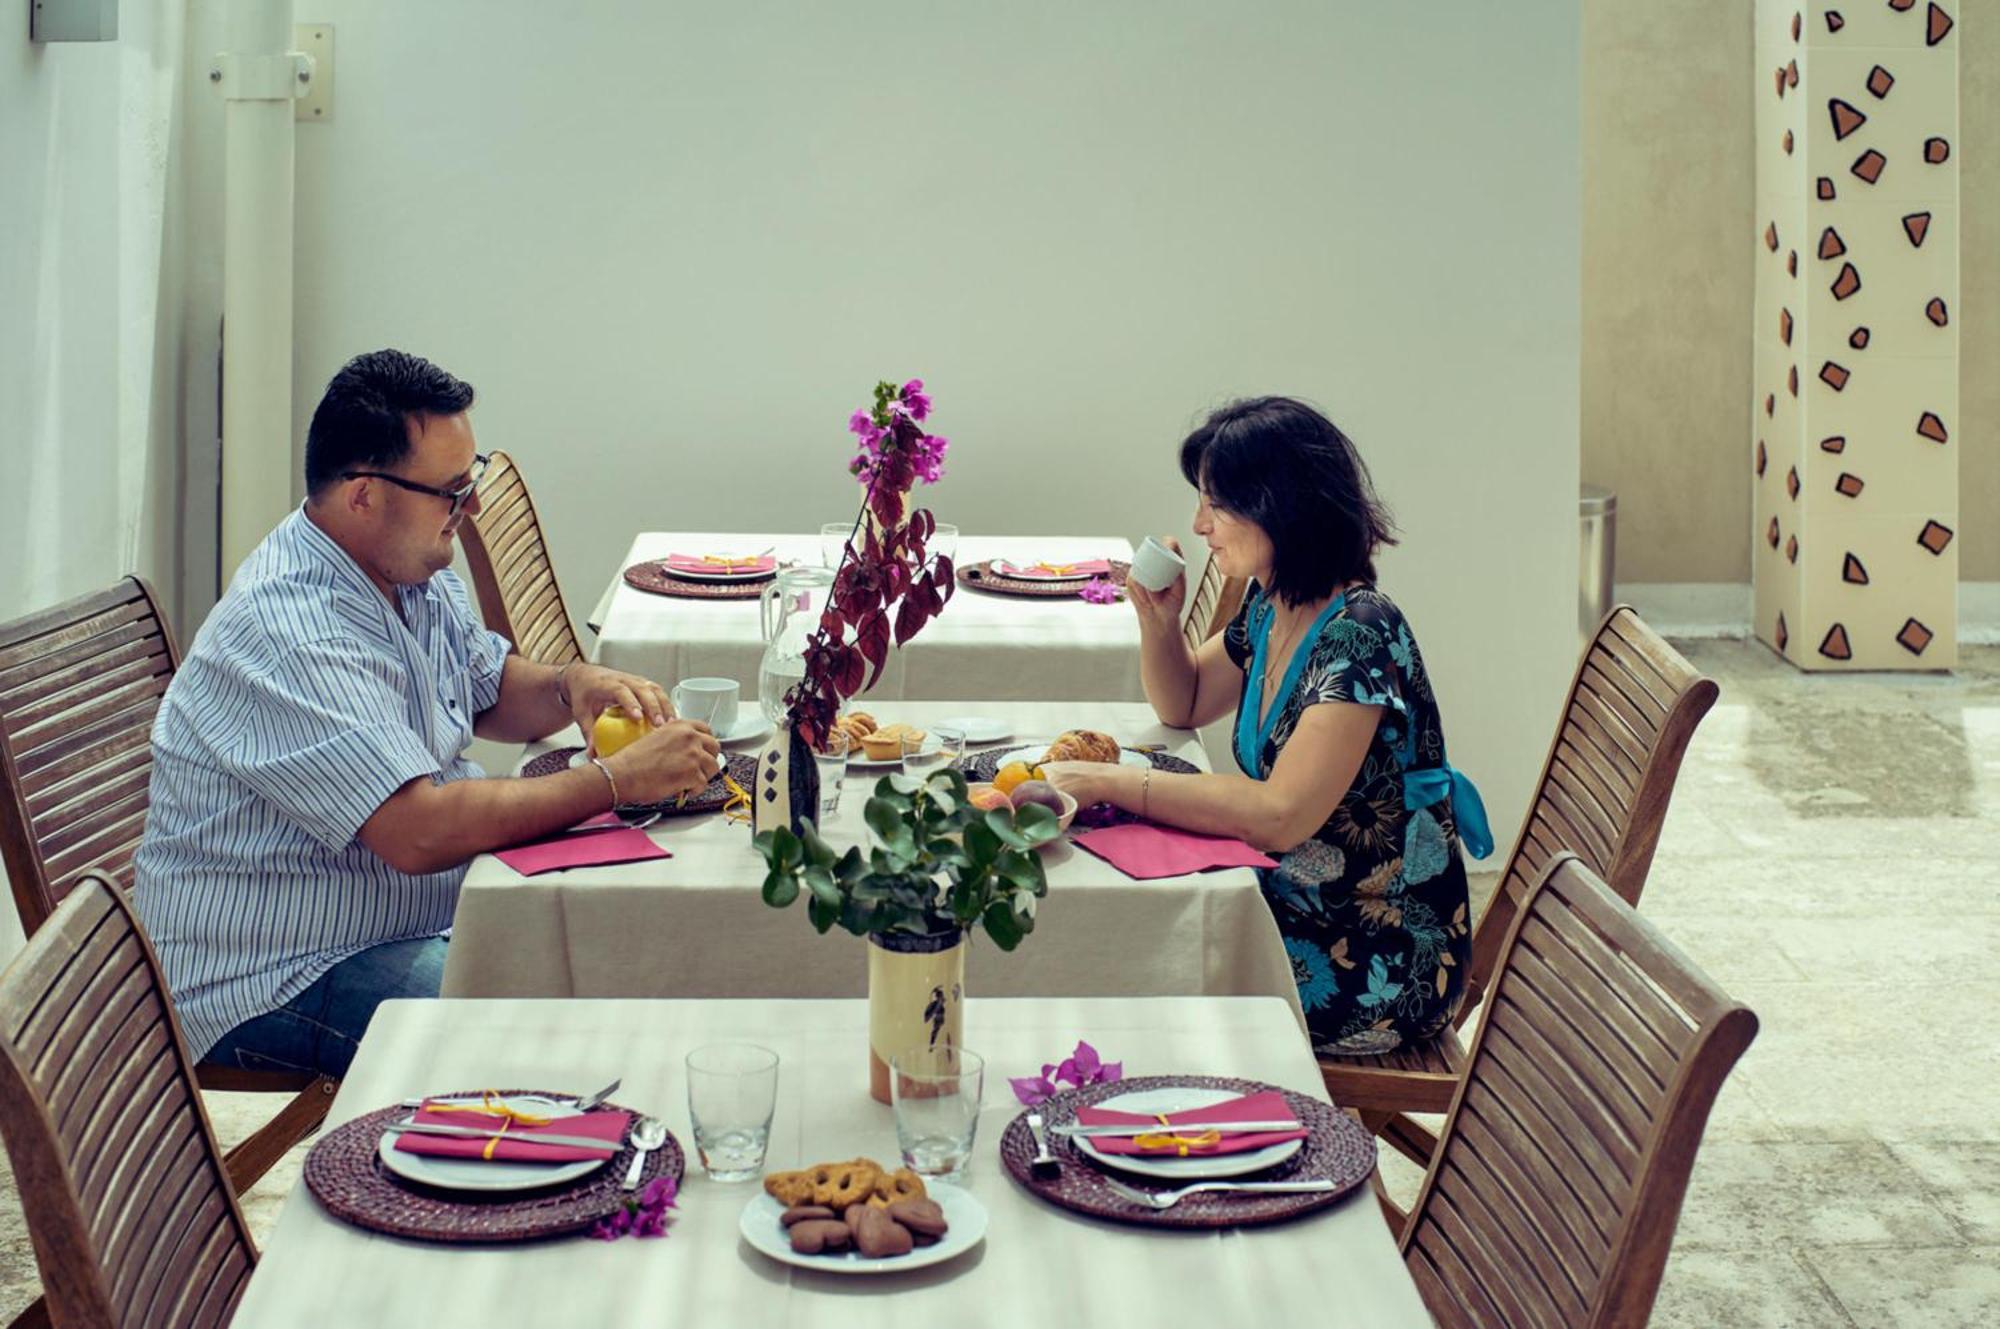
[1178, 396, 1398, 605]
[305, 349, 476, 496]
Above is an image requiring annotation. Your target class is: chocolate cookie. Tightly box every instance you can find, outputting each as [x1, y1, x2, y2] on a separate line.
[851, 1206, 915, 1258]
[781, 1204, 838, 1228]
[885, 1198, 948, 1244]
[787, 1219, 853, 1254]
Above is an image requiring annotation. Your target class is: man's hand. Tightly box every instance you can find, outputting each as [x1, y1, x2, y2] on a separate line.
[565, 663, 674, 734]
[602, 720, 722, 805]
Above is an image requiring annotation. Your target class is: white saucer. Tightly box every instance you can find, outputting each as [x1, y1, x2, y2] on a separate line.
[376, 1095, 612, 1193]
[738, 1181, 987, 1274]
[707, 712, 773, 745]
[1071, 1086, 1306, 1181]
[934, 716, 1012, 746]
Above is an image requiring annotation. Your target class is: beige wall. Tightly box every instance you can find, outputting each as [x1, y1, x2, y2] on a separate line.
[1584, 0, 1995, 583]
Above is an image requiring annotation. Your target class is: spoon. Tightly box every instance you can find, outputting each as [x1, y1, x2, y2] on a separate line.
[623, 1115, 668, 1190]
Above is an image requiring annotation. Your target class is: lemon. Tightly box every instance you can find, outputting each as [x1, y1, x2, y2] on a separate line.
[993, 760, 1043, 796]
[592, 705, 651, 758]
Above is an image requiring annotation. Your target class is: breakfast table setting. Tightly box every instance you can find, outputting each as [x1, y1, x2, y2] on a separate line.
[226, 995, 1433, 1328]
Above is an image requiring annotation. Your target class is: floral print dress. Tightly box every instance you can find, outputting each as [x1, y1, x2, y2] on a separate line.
[1224, 584, 1475, 1056]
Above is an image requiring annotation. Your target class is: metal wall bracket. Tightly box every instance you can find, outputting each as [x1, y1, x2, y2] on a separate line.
[209, 47, 315, 102]
[29, 0, 117, 42]
[294, 24, 333, 121]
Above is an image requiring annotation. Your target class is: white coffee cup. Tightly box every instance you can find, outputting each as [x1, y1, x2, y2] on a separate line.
[671, 677, 740, 732]
[1129, 536, 1186, 593]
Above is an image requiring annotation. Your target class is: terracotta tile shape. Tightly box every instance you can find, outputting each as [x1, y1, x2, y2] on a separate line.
[1789, 249, 1800, 277]
[1831, 262, 1861, 299]
[1826, 10, 1846, 32]
[1829, 99, 1868, 140]
[1888, 0, 1915, 11]
[1867, 65, 1895, 98]
[1917, 520, 1954, 554]
[1768, 516, 1781, 548]
[1817, 176, 1837, 200]
[1788, 59, 1799, 88]
[1819, 227, 1847, 259]
[1776, 611, 1789, 652]
[1819, 624, 1853, 661]
[1790, 364, 1801, 396]
[1787, 466, 1801, 499]
[1897, 619, 1934, 655]
[1757, 439, 1768, 476]
[1924, 137, 1950, 164]
[1765, 221, 1779, 252]
[1926, 298, 1948, 326]
[1782, 308, 1795, 343]
[1821, 436, 1847, 454]
[1842, 553, 1869, 585]
[1777, 66, 1789, 97]
[1849, 327, 1870, 349]
[1903, 212, 1931, 246]
[1792, 10, 1802, 39]
[1836, 472, 1865, 497]
[1851, 149, 1886, 183]
[1785, 129, 1796, 156]
[1916, 411, 1949, 444]
[1928, 3, 1953, 45]
[1787, 534, 1800, 563]
[1766, 393, 1777, 418]
[1820, 362, 1850, 390]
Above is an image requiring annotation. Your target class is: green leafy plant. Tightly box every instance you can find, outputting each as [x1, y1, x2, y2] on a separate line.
[754, 768, 1060, 950]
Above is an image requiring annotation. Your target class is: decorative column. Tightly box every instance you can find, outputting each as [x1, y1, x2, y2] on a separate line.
[1754, 2, 1958, 670]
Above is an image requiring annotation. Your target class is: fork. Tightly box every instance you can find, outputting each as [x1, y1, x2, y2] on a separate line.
[1102, 1176, 1340, 1209]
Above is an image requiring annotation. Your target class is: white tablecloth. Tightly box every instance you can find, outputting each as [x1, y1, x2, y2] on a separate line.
[441, 702, 1301, 1029]
[588, 532, 1143, 702]
[229, 996, 1432, 1328]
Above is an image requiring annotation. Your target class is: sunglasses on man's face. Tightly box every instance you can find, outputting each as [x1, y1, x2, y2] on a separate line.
[343, 453, 490, 520]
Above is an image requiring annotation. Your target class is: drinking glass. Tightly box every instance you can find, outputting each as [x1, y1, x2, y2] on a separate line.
[929, 523, 959, 565]
[821, 522, 856, 569]
[685, 1043, 779, 1182]
[901, 727, 966, 781]
[812, 728, 851, 818]
[890, 1046, 985, 1179]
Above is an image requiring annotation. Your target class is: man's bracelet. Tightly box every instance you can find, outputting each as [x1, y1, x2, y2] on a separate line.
[590, 755, 620, 809]
[1141, 766, 1152, 821]
[555, 661, 578, 710]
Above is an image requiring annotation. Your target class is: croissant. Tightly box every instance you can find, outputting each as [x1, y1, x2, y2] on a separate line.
[1044, 729, 1121, 764]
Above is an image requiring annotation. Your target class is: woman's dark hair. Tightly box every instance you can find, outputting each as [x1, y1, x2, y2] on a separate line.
[305, 348, 476, 496]
[1178, 396, 1397, 605]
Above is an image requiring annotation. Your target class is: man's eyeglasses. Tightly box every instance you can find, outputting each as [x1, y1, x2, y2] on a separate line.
[343, 453, 490, 520]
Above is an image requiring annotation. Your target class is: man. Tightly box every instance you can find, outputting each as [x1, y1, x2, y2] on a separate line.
[135, 348, 715, 1076]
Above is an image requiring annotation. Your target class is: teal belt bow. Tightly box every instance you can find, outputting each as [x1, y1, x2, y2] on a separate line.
[1403, 765, 1494, 860]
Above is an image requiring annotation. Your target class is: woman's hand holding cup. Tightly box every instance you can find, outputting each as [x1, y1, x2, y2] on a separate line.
[1126, 535, 1187, 632]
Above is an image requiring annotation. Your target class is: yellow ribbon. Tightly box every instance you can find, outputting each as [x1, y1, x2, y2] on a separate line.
[1128, 1112, 1225, 1157]
[701, 554, 764, 569]
[722, 772, 753, 824]
[423, 1091, 554, 1160]
[1031, 562, 1080, 576]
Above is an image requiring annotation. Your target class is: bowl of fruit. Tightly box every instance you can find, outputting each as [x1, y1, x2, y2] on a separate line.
[966, 760, 1078, 839]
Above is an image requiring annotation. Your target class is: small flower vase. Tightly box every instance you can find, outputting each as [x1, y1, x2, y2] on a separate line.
[867, 925, 965, 1105]
[750, 721, 819, 839]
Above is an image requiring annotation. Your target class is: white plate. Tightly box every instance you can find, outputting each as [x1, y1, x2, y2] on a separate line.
[568, 747, 735, 772]
[991, 561, 1098, 583]
[934, 716, 1012, 746]
[376, 1095, 613, 1193]
[1071, 1086, 1306, 1181]
[658, 559, 778, 583]
[710, 712, 773, 745]
[989, 742, 1151, 772]
[738, 1181, 987, 1275]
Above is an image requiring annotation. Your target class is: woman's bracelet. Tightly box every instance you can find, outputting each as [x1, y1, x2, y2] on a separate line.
[555, 661, 579, 710]
[1141, 767, 1153, 821]
[590, 755, 620, 809]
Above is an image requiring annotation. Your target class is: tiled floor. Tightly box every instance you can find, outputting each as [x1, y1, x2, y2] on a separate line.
[3, 640, 1996, 1325]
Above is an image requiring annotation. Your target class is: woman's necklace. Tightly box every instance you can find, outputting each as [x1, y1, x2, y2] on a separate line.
[1258, 604, 1309, 710]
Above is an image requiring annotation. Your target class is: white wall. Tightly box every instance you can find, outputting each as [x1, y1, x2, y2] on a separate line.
[0, 1, 188, 968]
[179, 0, 1581, 857]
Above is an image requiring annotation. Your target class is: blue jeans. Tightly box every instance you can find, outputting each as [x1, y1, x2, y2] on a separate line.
[203, 936, 448, 1078]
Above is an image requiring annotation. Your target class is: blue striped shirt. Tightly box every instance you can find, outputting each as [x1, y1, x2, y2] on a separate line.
[134, 507, 512, 1058]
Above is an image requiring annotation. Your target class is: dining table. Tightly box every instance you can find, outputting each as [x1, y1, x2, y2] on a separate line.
[586, 532, 1145, 703]
[440, 701, 1302, 1029]
[226, 995, 1433, 1327]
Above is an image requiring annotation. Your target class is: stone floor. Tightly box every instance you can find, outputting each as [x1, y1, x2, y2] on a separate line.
[3, 639, 1996, 1324]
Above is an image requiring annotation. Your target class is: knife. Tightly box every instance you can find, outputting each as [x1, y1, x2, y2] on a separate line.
[1052, 1120, 1304, 1138]
[382, 1120, 619, 1153]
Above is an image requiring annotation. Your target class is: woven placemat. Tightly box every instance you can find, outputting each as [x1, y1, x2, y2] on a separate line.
[521, 746, 758, 816]
[957, 560, 1131, 599]
[962, 747, 1200, 783]
[622, 561, 771, 600]
[303, 1092, 684, 1245]
[998, 1075, 1374, 1230]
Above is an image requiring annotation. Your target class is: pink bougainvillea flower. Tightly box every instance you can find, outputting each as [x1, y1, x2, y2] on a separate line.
[1079, 577, 1121, 605]
[1009, 1062, 1061, 1106]
[900, 378, 933, 421]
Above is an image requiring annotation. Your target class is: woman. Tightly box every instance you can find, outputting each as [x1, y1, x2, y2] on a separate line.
[1041, 397, 1490, 1055]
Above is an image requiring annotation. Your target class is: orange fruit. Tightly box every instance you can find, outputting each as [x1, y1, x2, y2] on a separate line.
[592, 705, 651, 758]
[993, 761, 1043, 796]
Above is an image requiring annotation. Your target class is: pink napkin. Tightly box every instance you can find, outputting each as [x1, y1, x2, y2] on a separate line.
[662, 552, 777, 575]
[1070, 824, 1276, 880]
[494, 827, 669, 876]
[393, 1100, 630, 1164]
[995, 558, 1113, 579]
[1077, 1090, 1307, 1156]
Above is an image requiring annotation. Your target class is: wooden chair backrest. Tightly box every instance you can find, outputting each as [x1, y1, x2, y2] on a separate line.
[458, 450, 585, 667]
[0, 873, 256, 1327]
[1402, 853, 1757, 1328]
[0, 578, 179, 933]
[1181, 550, 1247, 654]
[1462, 607, 1719, 1013]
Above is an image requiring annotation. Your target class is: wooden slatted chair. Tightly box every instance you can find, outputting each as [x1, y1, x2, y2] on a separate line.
[458, 450, 586, 666]
[0, 579, 337, 1198]
[1389, 852, 1757, 1327]
[1180, 548, 1247, 653]
[1322, 606, 1719, 1170]
[0, 872, 257, 1329]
